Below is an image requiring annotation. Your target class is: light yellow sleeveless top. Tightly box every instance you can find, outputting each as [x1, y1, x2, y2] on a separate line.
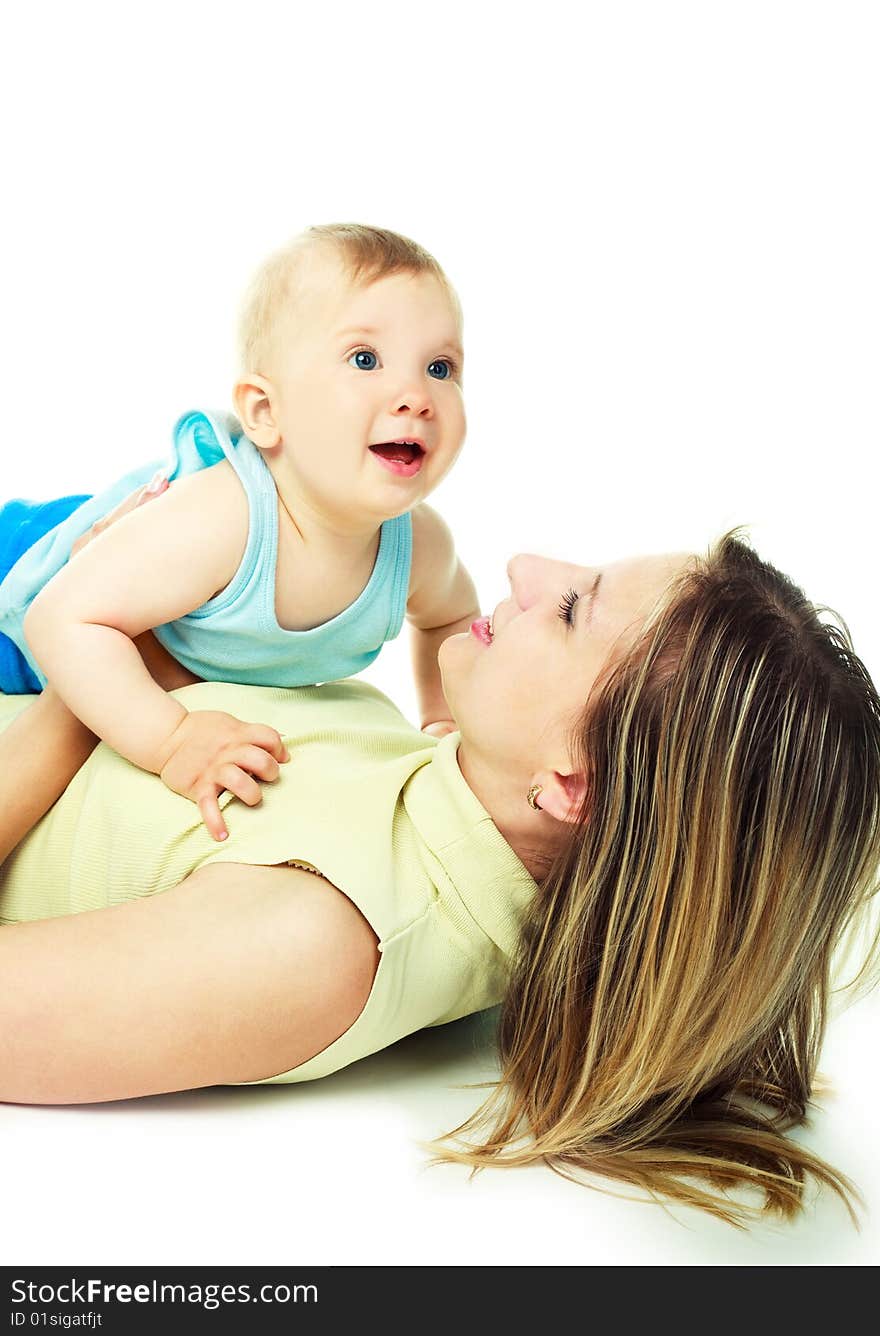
[0, 681, 537, 1084]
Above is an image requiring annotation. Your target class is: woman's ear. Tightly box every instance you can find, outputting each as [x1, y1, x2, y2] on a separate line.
[531, 768, 589, 824]
[233, 374, 282, 450]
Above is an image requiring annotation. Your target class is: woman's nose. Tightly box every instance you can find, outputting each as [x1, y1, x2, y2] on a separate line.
[506, 553, 548, 610]
[507, 553, 577, 609]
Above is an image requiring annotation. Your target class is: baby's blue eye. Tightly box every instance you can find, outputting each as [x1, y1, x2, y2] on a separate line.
[427, 359, 452, 380]
[349, 349, 378, 371]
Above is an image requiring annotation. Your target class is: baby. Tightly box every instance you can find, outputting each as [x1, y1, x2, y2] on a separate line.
[0, 223, 478, 840]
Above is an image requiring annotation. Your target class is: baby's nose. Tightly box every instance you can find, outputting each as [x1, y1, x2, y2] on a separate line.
[392, 383, 434, 417]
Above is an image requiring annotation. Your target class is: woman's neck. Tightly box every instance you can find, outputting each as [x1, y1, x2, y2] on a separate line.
[454, 740, 560, 884]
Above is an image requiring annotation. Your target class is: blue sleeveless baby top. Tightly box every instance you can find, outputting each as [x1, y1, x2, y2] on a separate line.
[0, 410, 413, 689]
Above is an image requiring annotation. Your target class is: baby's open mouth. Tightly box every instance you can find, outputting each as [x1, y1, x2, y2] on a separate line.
[368, 440, 425, 465]
[368, 439, 426, 478]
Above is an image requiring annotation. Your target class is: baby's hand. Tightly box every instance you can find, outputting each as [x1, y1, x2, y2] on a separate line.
[421, 719, 458, 739]
[158, 710, 291, 841]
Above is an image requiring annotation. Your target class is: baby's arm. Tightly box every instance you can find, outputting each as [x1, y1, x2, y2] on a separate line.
[24, 463, 288, 839]
[406, 503, 480, 735]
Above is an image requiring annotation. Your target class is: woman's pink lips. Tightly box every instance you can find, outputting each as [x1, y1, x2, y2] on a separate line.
[470, 616, 492, 645]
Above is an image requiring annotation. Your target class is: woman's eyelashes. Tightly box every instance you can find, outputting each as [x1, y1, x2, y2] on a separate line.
[557, 586, 580, 626]
[346, 346, 458, 379]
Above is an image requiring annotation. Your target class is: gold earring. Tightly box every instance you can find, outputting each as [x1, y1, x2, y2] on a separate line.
[526, 783, 543, 811]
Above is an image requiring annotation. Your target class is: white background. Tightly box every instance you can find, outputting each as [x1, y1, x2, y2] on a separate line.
[1, 0, 878, 1266]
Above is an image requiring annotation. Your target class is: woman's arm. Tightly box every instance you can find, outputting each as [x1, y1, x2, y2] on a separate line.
[0, 862, 380, 1103]
[0, 628, 201, 866]
[0, 688, 97, 865]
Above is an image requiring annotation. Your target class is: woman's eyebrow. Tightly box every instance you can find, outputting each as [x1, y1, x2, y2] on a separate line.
[578, 572, 602, 629]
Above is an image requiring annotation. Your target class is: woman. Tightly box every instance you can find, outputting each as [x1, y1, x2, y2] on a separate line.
[1, 501, 878, 1231]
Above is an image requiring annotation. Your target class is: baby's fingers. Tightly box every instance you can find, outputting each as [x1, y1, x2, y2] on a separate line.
[197, 791, 229, 843]
[243, 724, 290, 764]
[218, 764, 263, 810]
[232, 744, 283, 783]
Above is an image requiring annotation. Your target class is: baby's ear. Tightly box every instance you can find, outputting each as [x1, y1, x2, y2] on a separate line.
[233, 375, 281, 449]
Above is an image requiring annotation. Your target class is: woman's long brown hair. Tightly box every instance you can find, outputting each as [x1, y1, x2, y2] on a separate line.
[429, 530, 880, 1228]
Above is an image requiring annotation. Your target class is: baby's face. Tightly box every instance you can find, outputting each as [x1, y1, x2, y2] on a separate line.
[264, 252, 466, 526]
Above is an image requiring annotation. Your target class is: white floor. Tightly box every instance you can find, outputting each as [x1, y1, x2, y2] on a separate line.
[3, 987, 878, 1267]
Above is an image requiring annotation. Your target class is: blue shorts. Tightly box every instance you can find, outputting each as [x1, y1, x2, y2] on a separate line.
[0, 494, 92, 693]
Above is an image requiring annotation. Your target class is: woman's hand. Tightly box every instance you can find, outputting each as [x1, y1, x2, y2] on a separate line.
[157, 710, 291, 842]
[69, 470, 169, 557]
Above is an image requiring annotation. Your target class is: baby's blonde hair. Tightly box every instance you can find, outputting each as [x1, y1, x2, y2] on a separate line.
[237, 223, 460, 375]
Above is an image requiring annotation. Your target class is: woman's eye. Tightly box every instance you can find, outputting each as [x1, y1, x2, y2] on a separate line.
[348, 349, 379, 371]
[427, 358, 455, 380]
[557, 586, 580, 626]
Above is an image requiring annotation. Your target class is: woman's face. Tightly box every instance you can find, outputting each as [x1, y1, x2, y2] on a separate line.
[439, 550, 694, 778]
